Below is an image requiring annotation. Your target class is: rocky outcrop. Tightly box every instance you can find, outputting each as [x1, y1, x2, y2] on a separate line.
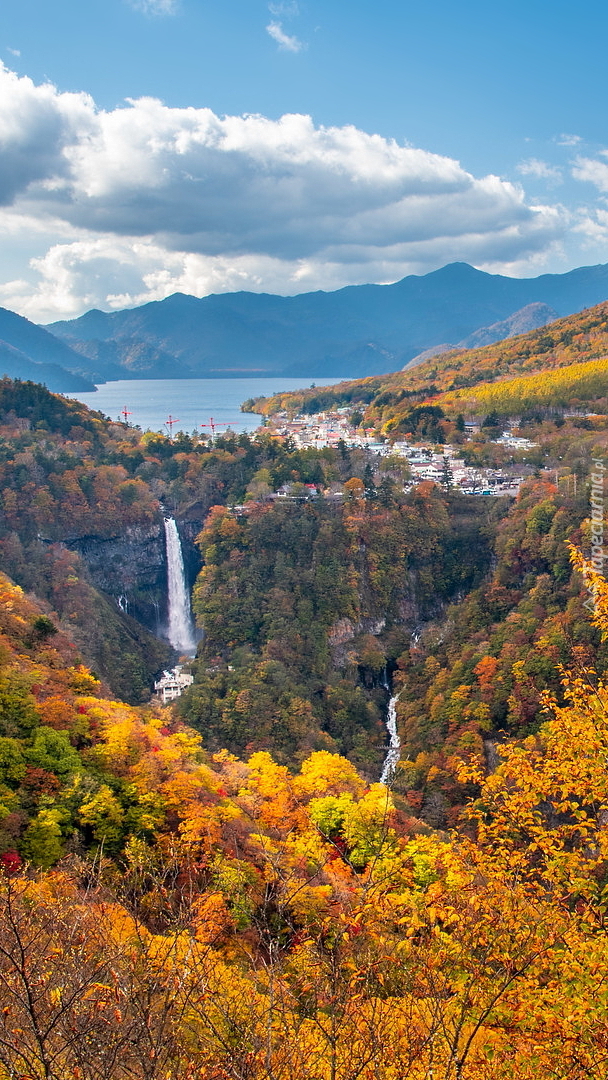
[328, 617, 386, 667]
[70, 514, 204, 639]
[178, 518, 205, 589]
[70, 520, 168, 632]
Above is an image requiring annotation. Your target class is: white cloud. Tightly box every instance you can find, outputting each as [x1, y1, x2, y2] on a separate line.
[575, 206, 608, 242]
[517, 158, 562, 183]
[6, 47, 20, 58]
[0, 64, 575, 320]
[266, 21, 304, 52]
[572, 154, 608, 192]
[268, 2, 300, 15]
[128, 0, 179, 15]
[0, 65, 94, 204]
[556, 133, 582, 147]
[1, 238, 318, 322]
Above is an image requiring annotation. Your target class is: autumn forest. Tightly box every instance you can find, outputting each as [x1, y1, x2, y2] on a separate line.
[2, 299, 608, 1078]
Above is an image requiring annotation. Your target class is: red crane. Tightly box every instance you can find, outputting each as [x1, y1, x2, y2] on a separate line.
[200, 417, 243, 438]
[199, 416, 216, 437]
[120, 406, 133, 424]
[164, 414, 180, 439]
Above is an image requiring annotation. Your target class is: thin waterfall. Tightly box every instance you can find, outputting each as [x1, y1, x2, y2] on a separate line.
[380, 692, 402, 784]
[163, 516, 196, 655]
[380, 668, 401, 785]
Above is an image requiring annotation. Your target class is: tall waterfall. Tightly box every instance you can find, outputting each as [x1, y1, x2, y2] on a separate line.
[380, 671, 402, 785]
[380, 693, 402, 784]
[163, 516, 196, 655]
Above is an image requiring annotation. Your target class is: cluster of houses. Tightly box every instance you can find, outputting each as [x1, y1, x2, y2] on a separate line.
[264, 409, 533, 497]
[401, 445, 526, 495]
[268, 408, 359, 449]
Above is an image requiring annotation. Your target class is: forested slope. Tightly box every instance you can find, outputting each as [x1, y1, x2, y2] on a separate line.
[180, 489, 498, 772]
[1, 364, 608, 1073]
[1, 555, 608, 1077]
[247, 298, 608, 424]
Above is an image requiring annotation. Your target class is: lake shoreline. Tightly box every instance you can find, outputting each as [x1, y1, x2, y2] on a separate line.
[66, 376, 342, 437]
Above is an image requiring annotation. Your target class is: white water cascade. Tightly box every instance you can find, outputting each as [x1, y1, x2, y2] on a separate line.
[163, 516, 196, 655]
[380, 671, 402, 785]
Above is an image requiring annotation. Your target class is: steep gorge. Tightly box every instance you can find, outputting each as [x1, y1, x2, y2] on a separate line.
[177, 491, 500, 777]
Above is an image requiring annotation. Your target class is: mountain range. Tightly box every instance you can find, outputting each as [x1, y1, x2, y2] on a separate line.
[45, 261, 608, 381]
[403, 301, 559, 368]
[1, 261, 608, 391]
[0, 307, 95, 392]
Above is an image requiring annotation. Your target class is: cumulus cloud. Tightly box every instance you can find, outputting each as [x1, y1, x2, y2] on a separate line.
[0, 238, 319, 322]
[0, 64, 572, 320]
[266, 21, 304, 52]
[6, 48, 20, 57]
[572, 153, 608, 192]
[556, 133, 582, 147]
[0, 65, 94, 204]
[575, 206, 608, 242]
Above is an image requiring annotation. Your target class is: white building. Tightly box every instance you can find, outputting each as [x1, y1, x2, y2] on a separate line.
[154, 667, 194, 704]
[494, 432, 538, 450]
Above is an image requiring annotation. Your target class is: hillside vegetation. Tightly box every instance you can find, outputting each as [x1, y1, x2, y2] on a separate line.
[1, 352, 608, 1073]
[438, 353, 608, 416]
[247, 298, 608, 424]
[180, 489, 498, 774]
[1, 555, 608, 1076]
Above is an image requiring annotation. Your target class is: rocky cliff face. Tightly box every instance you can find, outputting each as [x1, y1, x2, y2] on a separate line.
[179, 518, 204, 589]
[71, 514, 204, 640]
[71, 520, 168, 632]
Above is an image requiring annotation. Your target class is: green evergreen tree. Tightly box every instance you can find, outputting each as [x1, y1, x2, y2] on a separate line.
[363, 463, 377, 501]
[440, 456, 454, 492]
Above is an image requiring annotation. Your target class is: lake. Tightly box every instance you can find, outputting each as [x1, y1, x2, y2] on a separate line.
[67, 377, 341, 436]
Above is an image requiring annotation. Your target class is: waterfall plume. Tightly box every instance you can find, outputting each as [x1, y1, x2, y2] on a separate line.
[380, 687, 402, 785]
[163, 516, 196, 655]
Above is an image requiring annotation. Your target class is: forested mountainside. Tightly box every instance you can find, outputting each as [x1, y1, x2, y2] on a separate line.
[180, 491, 498, 774]
[248, 297, 608, 422]
[2, 546, 608, 1077]
[176, 467, 608, 825]
[0, 380, 173, 702]
[47, 260, 608, 380]
[0, 306, 95, 392]
[1, 357, 608, 1073]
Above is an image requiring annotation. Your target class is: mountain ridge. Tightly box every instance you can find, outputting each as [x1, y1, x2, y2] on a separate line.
[246, 296, 608, 421]
[0, 307, 95, 391]
[47, 260, 608, 382]
[404, 301, 559, 368]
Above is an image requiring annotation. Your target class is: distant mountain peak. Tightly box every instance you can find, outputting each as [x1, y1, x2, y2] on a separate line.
[458, 301, 558, 350]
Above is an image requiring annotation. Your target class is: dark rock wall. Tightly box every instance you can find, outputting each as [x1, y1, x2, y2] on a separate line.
[70, 520, 167, 632]
[71, 514, 204, 640]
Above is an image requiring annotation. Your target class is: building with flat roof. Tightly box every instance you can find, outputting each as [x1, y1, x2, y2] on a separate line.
[154, 667, 194, 704]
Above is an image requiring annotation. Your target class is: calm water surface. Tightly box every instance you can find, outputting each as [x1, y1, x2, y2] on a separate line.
[67, 377, 341, 436]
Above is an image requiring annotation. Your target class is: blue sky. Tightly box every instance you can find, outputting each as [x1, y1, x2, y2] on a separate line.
[1, 0, 608, 321]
